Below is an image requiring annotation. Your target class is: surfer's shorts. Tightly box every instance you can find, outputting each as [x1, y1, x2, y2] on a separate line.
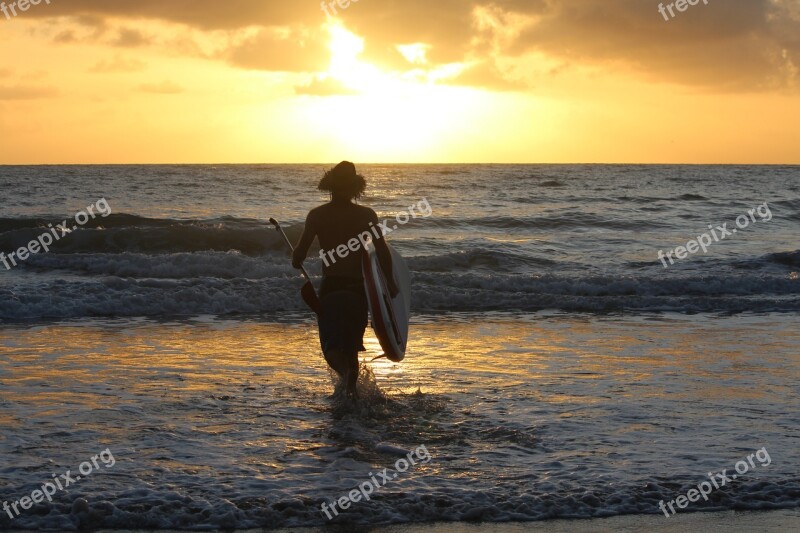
[317, 276, 368, 354]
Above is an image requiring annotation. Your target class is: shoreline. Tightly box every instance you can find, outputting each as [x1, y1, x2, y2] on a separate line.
[5, 509, 798, 532]
[288, 509, 800, 532]
[48, 509, 782, 532]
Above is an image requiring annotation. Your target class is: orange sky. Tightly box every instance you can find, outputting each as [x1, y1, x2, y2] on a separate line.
[0, 0, 798, 164]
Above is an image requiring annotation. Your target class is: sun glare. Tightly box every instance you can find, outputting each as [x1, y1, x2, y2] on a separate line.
[397, 44, 431, 65]
[326, 24, 383, 90]
[327, 24, 364, 72]
[313, 23, 487, 160]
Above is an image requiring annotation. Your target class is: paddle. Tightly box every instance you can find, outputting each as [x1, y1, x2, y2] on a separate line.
[269, 218, 322, 315]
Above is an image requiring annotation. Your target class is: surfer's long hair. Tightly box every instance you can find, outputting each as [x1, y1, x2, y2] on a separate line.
[318, 161, 366, 200]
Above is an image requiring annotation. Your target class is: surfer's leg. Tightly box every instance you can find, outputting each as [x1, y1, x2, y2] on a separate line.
[317, 284, 367, 397]
[323, 349, 348, 378]
[345, 351, 359, 399]
[347, 290, 367, 400]
[319, 288, 351, 381]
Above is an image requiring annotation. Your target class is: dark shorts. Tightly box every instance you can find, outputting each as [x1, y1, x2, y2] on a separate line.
[318, 276, 368, 354]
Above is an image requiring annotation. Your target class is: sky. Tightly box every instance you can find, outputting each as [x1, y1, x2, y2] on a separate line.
[0, 0, 798, 164]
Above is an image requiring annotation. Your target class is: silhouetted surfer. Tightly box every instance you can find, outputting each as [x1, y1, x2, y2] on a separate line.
[292, 162, 398, 399]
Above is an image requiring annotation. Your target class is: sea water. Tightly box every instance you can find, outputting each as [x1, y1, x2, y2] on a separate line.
[0, 165, 798, 528]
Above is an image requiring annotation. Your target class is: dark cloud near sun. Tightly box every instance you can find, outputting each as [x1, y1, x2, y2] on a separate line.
[340, 0, 475, 67]
[28, 0, 800, 91]
[223, 28, 330, 73]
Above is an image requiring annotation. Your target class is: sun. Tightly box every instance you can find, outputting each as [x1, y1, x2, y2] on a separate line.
[326, 24, 389, 93]
[302, 23, 489, 161]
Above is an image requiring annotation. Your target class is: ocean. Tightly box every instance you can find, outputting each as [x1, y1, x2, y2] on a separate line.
[0, 164, 798, 529]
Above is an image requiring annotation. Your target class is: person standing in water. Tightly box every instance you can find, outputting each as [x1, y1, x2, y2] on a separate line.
[292, 162, 398, 399]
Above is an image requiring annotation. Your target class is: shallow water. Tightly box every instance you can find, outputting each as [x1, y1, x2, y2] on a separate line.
[1, 313, 798, 529]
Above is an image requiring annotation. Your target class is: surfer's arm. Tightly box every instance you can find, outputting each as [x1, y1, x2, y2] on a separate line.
[292, 212, 317, 268]
[370, 211, 399, 297]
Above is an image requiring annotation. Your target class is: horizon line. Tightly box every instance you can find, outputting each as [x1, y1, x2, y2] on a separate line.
[2, 162, 799, 166]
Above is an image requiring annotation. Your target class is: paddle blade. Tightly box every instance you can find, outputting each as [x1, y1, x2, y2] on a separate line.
[301, 281, 322, 315]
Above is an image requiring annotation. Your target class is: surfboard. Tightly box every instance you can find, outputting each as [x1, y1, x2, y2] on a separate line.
[362, 242, 411, 362]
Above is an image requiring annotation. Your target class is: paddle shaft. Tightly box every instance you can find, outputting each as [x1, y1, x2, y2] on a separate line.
[269, 218, 313, 282]
[269, 217, 321, 315]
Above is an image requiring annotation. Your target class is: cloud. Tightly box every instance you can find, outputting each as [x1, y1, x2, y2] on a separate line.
[49, 15, 109, 45]
[17, 0, 800, 91]
[111, 28, 151, 48]
[445, 60, 528, 91]
[338, 0, 475, 65]
[138, 81, 183, 94]
[501, 0, 800, 91]
[222, 27, 329, 72]
[89, 55, 147, 73]
[0, 85, 59, 100]
[20, 1, 304, 30]
[53, 30, 78, 44]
